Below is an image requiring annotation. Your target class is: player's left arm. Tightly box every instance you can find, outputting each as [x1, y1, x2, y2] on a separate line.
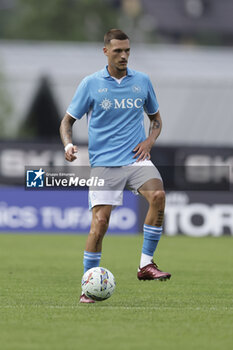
[133, 111, 162, 162]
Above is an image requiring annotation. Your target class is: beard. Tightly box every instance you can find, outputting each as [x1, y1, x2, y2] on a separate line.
[116, 63, 127, 72]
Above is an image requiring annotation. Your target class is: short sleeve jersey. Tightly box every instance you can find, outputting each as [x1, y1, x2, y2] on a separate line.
[67, 66, 159, 167]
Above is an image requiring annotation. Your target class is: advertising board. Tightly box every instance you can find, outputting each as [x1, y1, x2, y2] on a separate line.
[0, 187, 138, 234]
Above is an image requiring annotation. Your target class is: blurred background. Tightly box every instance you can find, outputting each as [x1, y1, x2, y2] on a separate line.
[0, 0, 232, 236]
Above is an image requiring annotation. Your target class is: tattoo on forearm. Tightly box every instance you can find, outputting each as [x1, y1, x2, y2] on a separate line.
[60, 119, 73, 146]
[149, 119, 160, 135]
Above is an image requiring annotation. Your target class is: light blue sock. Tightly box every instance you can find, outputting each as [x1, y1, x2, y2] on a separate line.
[142, 224, 162, 256]
[83, 251, 101, 273]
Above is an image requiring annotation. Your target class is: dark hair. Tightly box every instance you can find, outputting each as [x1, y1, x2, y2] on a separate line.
[104, 29, 129, 46]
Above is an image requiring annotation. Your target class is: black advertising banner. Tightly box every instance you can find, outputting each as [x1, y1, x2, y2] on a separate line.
[151, 145, 233, 191]
[0, 142, 89, 185]
[1, 142, 232, 189]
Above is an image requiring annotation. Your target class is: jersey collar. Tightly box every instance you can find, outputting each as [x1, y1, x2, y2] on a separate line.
[103, 66, 134, 79]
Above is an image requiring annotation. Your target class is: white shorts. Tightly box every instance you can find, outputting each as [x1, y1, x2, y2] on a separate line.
[89, 160, 162, 209]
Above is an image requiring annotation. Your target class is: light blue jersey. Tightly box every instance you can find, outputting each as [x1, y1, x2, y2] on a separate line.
[67, 66, 159, 167]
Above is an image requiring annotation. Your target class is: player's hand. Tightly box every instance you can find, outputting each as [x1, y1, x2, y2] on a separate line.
[65, 144, 78, 162]
[133, 139, 153, 162]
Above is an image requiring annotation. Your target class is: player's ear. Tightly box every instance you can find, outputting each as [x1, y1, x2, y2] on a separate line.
[103, 46, 108, 57]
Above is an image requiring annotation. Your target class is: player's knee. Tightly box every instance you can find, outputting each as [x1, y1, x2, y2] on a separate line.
[95, 214, 110, 231]
[149, 190, 165, 207]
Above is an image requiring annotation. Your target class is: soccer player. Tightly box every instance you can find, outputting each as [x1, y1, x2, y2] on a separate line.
[60, 29, 171, 303]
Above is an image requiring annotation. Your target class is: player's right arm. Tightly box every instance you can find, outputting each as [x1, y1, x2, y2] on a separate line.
[60, 113, 78, 162]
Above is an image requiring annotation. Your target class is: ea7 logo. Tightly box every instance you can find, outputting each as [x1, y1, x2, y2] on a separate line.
[114, 98, 143, 109]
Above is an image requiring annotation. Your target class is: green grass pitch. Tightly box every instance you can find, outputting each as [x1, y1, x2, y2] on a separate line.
[0, 234, 232, 350]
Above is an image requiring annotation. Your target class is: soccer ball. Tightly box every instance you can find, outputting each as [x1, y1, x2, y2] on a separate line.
[81, 267, 116, 301]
